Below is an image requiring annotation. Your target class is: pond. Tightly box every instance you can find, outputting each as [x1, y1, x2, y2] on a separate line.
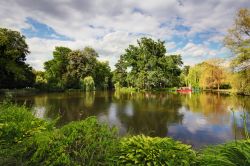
[3, 91, 250, 149]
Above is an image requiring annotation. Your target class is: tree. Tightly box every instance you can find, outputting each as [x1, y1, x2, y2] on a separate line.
[200, 59, 226, 90]
[34, 71, 47, 89]
[224, 8, 250, 94]
[44, 46, 71, 89]
[112, 56, 128, 87]
[113, 37, 183, 90]
[44, 46, 112, 90]
[64, 47, 98, 88]
[188, 60, 227, 90]
[187, 64, 204, 88]
[82, 76, 95, 91]
[180, 65, 190, 87]
[0, 28, 35, 88]
[93, 61, 112, 90]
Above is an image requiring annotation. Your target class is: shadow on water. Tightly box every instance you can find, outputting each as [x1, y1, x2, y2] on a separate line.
[2, 91, 250, 149]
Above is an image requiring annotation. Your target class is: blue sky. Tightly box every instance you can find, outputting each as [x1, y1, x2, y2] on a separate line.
[22, 17, 72, 41]
[1, 0, 249, 70]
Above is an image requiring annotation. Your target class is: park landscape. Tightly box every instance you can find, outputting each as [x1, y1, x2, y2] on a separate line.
[0, 1, 250, 165]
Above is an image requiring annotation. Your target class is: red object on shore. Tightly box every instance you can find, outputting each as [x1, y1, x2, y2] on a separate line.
[176, 87, 192, 93]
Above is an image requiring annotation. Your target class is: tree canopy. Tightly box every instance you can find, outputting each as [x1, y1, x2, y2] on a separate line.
[44, 46, 72, 89]
[113, 37, 183, 90]
[43, 46, 112, 90]
[0, 28, 35, 88]
[187, 60, 227, 90]
[224, 8, 250, 94]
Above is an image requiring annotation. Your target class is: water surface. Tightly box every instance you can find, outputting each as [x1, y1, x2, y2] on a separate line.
[5, 91, 250, 149]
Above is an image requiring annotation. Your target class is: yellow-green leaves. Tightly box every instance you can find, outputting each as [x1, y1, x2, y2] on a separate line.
[116, 135, 196, 166]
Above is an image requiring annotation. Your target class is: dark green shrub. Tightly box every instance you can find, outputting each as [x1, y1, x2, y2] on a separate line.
[115, 135, 196, 166]
[24, 117, 119, 166]
[197, 140, 250, 166]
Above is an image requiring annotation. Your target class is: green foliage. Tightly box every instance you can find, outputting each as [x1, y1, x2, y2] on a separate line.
[113, 37, 183, 90]
[64, 47, 98, 89]
[180, 65, 190, 87]
[93, 61, 112, 90]
[44, 46, 72, 89]
[34, 71, 47, 89]
[187, 64, 203, 88]
[0, 102, 50, 144]
[197, 140, 250, 166]
[24, 117, 119, 166]
[119, 87, 137, 93]
[187, 60, 227, 90]
[115, 135, 196, 166]
[44, 46, 112, 90]
[114, 82, 122, 91]
[0, 28, 35, 88]
[224, 8, 250, 95]
[0, 101, 52, 165]
[230, 70, 250, 95]
[82, 76, 95, 91]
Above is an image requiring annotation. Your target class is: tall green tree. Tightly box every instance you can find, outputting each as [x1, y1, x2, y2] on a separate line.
[187, 64, 204, 88]
[224, 8, 250, 94]
[113, 37, 183, 90]
[44, 46, 112, 90]
[44, 46, 71, 89]
[64, 47, 98, 88]
[94, 61, 112, 90]
[0, 28, 35, 88]
[112, 56, 128, 87]
[180, 65, 190, 87]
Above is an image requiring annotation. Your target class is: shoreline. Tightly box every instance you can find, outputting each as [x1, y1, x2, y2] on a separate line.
[0, 88, 250, 96]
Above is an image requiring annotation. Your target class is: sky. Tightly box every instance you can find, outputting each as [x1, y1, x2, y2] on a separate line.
[1, 0, 250, 70]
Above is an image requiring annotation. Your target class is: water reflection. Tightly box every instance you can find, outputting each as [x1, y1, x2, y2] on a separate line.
[7, 91, 250, 149]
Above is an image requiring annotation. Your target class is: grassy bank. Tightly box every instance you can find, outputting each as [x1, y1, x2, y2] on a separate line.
[0, 102, 249, 165]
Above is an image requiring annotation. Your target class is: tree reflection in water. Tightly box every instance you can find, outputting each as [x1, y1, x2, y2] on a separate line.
[8, 91, 250, 148]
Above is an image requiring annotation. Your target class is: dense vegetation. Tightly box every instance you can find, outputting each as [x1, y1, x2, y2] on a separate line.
[224, 8, 250, 95]
[185, 60, 229, 90]
[43, 47, 112, 90]
[185, 8, 250, 95]
[113, 37, 183, 90]
[0, 28, 35, 89]
[0, 102, 249, 166]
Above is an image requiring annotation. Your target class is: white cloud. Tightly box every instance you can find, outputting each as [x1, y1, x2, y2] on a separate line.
[175, 42, 216, 57]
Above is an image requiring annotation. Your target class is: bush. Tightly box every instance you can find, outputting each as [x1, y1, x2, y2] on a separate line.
[24, 117, 119, 166]
[115, 135, 196, 166]
[197, 140, 250, 166]
[0, 102, 52, 165]
[0, 102, 50, 143]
